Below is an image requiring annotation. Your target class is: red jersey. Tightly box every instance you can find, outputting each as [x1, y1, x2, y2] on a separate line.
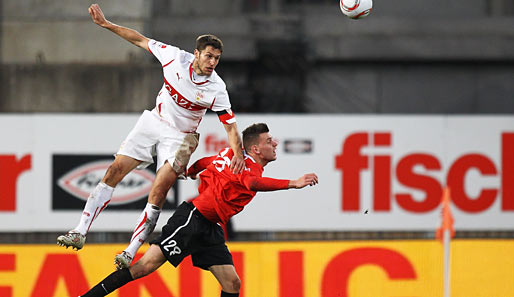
[188, 147, 289, 224]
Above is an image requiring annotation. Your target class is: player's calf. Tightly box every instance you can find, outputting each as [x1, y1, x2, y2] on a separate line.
[115, 203, 161, 269]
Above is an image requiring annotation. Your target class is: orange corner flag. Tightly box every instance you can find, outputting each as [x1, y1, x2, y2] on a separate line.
[436, 187, 455, 242]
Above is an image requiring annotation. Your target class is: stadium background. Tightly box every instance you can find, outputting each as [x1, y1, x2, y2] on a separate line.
[1, 0, 514, 296]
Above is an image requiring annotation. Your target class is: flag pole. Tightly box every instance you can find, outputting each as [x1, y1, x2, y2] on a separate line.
[436, 187, 454, 297]
[443, 227, 450, 297]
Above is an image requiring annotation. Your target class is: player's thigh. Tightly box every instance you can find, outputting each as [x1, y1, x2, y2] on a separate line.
[157, 131, 199, 175]
[129, 244, 167, 279]
[148, 161, 178, 206]
[208, 264, 240, 292]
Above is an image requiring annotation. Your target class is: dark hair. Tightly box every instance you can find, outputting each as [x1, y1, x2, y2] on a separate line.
[242, 123, 269, 152]
[195, 34, 224, 52]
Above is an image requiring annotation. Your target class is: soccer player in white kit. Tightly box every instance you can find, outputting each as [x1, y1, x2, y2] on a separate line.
[56, 3, 245, 270]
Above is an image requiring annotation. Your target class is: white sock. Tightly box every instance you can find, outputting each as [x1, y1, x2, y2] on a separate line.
[124, 203, 161, 257]
[74, 182, 114, 236]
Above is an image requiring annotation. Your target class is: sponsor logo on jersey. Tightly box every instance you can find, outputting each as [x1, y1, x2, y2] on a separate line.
[195, 90, 204, 101]
[164, 78, 205, 111]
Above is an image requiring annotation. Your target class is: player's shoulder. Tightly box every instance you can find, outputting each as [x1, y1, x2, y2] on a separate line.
[209, 71, 227, 90]
[149, 39, 173, 50]
[149, 39, 184, 56]
[216, 147, 234, 157]
[179, 50, 194, 64]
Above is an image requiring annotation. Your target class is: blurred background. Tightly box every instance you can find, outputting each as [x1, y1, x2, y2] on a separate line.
[3, 0, 514, 114]
[1, 0, 514, 296]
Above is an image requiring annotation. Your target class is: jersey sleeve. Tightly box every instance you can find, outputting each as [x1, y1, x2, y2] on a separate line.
[187, 155, 217, 176]
[238, 161, 289, 191]
[147, 39, 180, 66]
[242, 176, 290, 192]
[216, 108, 236, 125]
[210, 88, 231, 112]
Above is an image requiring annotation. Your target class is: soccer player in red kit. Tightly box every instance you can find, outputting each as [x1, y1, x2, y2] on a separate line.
[79, 123, 318, 297]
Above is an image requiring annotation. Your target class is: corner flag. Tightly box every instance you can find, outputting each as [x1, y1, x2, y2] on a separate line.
[436, 187, 455, 241]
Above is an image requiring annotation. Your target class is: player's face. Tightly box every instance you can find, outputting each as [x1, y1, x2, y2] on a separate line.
[257, 132, 279, 162]
[194, 46, 221, 76]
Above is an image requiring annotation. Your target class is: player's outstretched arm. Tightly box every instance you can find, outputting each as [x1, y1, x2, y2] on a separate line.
[88, 3, 150, 51]
[288, 173, 319, 189]
[243, 173, 318, 192]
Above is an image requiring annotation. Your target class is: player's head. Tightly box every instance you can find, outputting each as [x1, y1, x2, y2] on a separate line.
[243, 123, 278, 166]
[193, 35, 223, 76]
[196, 34, 224, 53]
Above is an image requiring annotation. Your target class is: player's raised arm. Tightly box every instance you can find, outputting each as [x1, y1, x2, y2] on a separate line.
[88, 3, 150, 51]
[223, 121, 245, 175]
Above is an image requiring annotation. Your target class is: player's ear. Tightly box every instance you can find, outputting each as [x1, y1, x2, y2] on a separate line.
[251, 144, 259, 154]
[194, 49, 199, 59]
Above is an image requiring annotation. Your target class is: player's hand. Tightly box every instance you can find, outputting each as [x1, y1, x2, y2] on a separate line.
[185, 168, 198, 180]
[88, 4, 109, 27]
[291, 173, 318, 189]
[230, 154, 245, 175]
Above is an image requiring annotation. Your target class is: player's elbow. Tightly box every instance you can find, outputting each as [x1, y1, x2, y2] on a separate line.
[245, 180, 258, 192]
[134, 37, 150, 51]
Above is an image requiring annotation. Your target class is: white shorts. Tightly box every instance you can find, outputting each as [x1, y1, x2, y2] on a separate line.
[117, 110, 200, 173]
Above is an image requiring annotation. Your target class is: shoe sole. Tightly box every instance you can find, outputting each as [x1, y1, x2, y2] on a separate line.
[114, 254, 132, 270]
[56, 236, 84, 251]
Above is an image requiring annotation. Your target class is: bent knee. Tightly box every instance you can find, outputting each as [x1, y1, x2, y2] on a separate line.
[129, 263, 154, 279]
[104, 162, 126, 184]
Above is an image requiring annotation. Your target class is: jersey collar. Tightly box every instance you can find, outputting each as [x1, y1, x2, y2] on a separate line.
[244, 151, 264, 170]
[189, 63, 210, 85]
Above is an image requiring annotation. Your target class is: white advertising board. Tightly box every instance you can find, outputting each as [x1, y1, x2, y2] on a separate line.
[0, 114, 513, 231]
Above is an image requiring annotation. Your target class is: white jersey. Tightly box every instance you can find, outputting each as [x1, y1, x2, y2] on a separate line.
[148, 39, 234, 133]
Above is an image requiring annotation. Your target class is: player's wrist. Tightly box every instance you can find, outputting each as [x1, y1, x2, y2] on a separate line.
[233, 150, 243, 158]
[103, 21, 116, 30]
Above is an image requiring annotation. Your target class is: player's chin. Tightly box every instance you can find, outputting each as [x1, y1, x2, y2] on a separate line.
[266, 155, 278, 162]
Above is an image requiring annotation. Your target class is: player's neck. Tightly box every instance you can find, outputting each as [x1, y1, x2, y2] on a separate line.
[192, 60, 206, 76]
[249, 153, 269, 167]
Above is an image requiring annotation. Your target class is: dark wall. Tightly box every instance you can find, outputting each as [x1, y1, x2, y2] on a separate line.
[1, 0, 514, 114]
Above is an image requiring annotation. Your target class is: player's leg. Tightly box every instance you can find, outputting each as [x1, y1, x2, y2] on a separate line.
[116, 130, 199, 268]
[129, 244, 167, 278]
[102, 154, 143, 186]
[57, 155, 141, 250]
[115, 161, 178, 269]
[80, 244, 166, 297]
[209, 264, 241, 296]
